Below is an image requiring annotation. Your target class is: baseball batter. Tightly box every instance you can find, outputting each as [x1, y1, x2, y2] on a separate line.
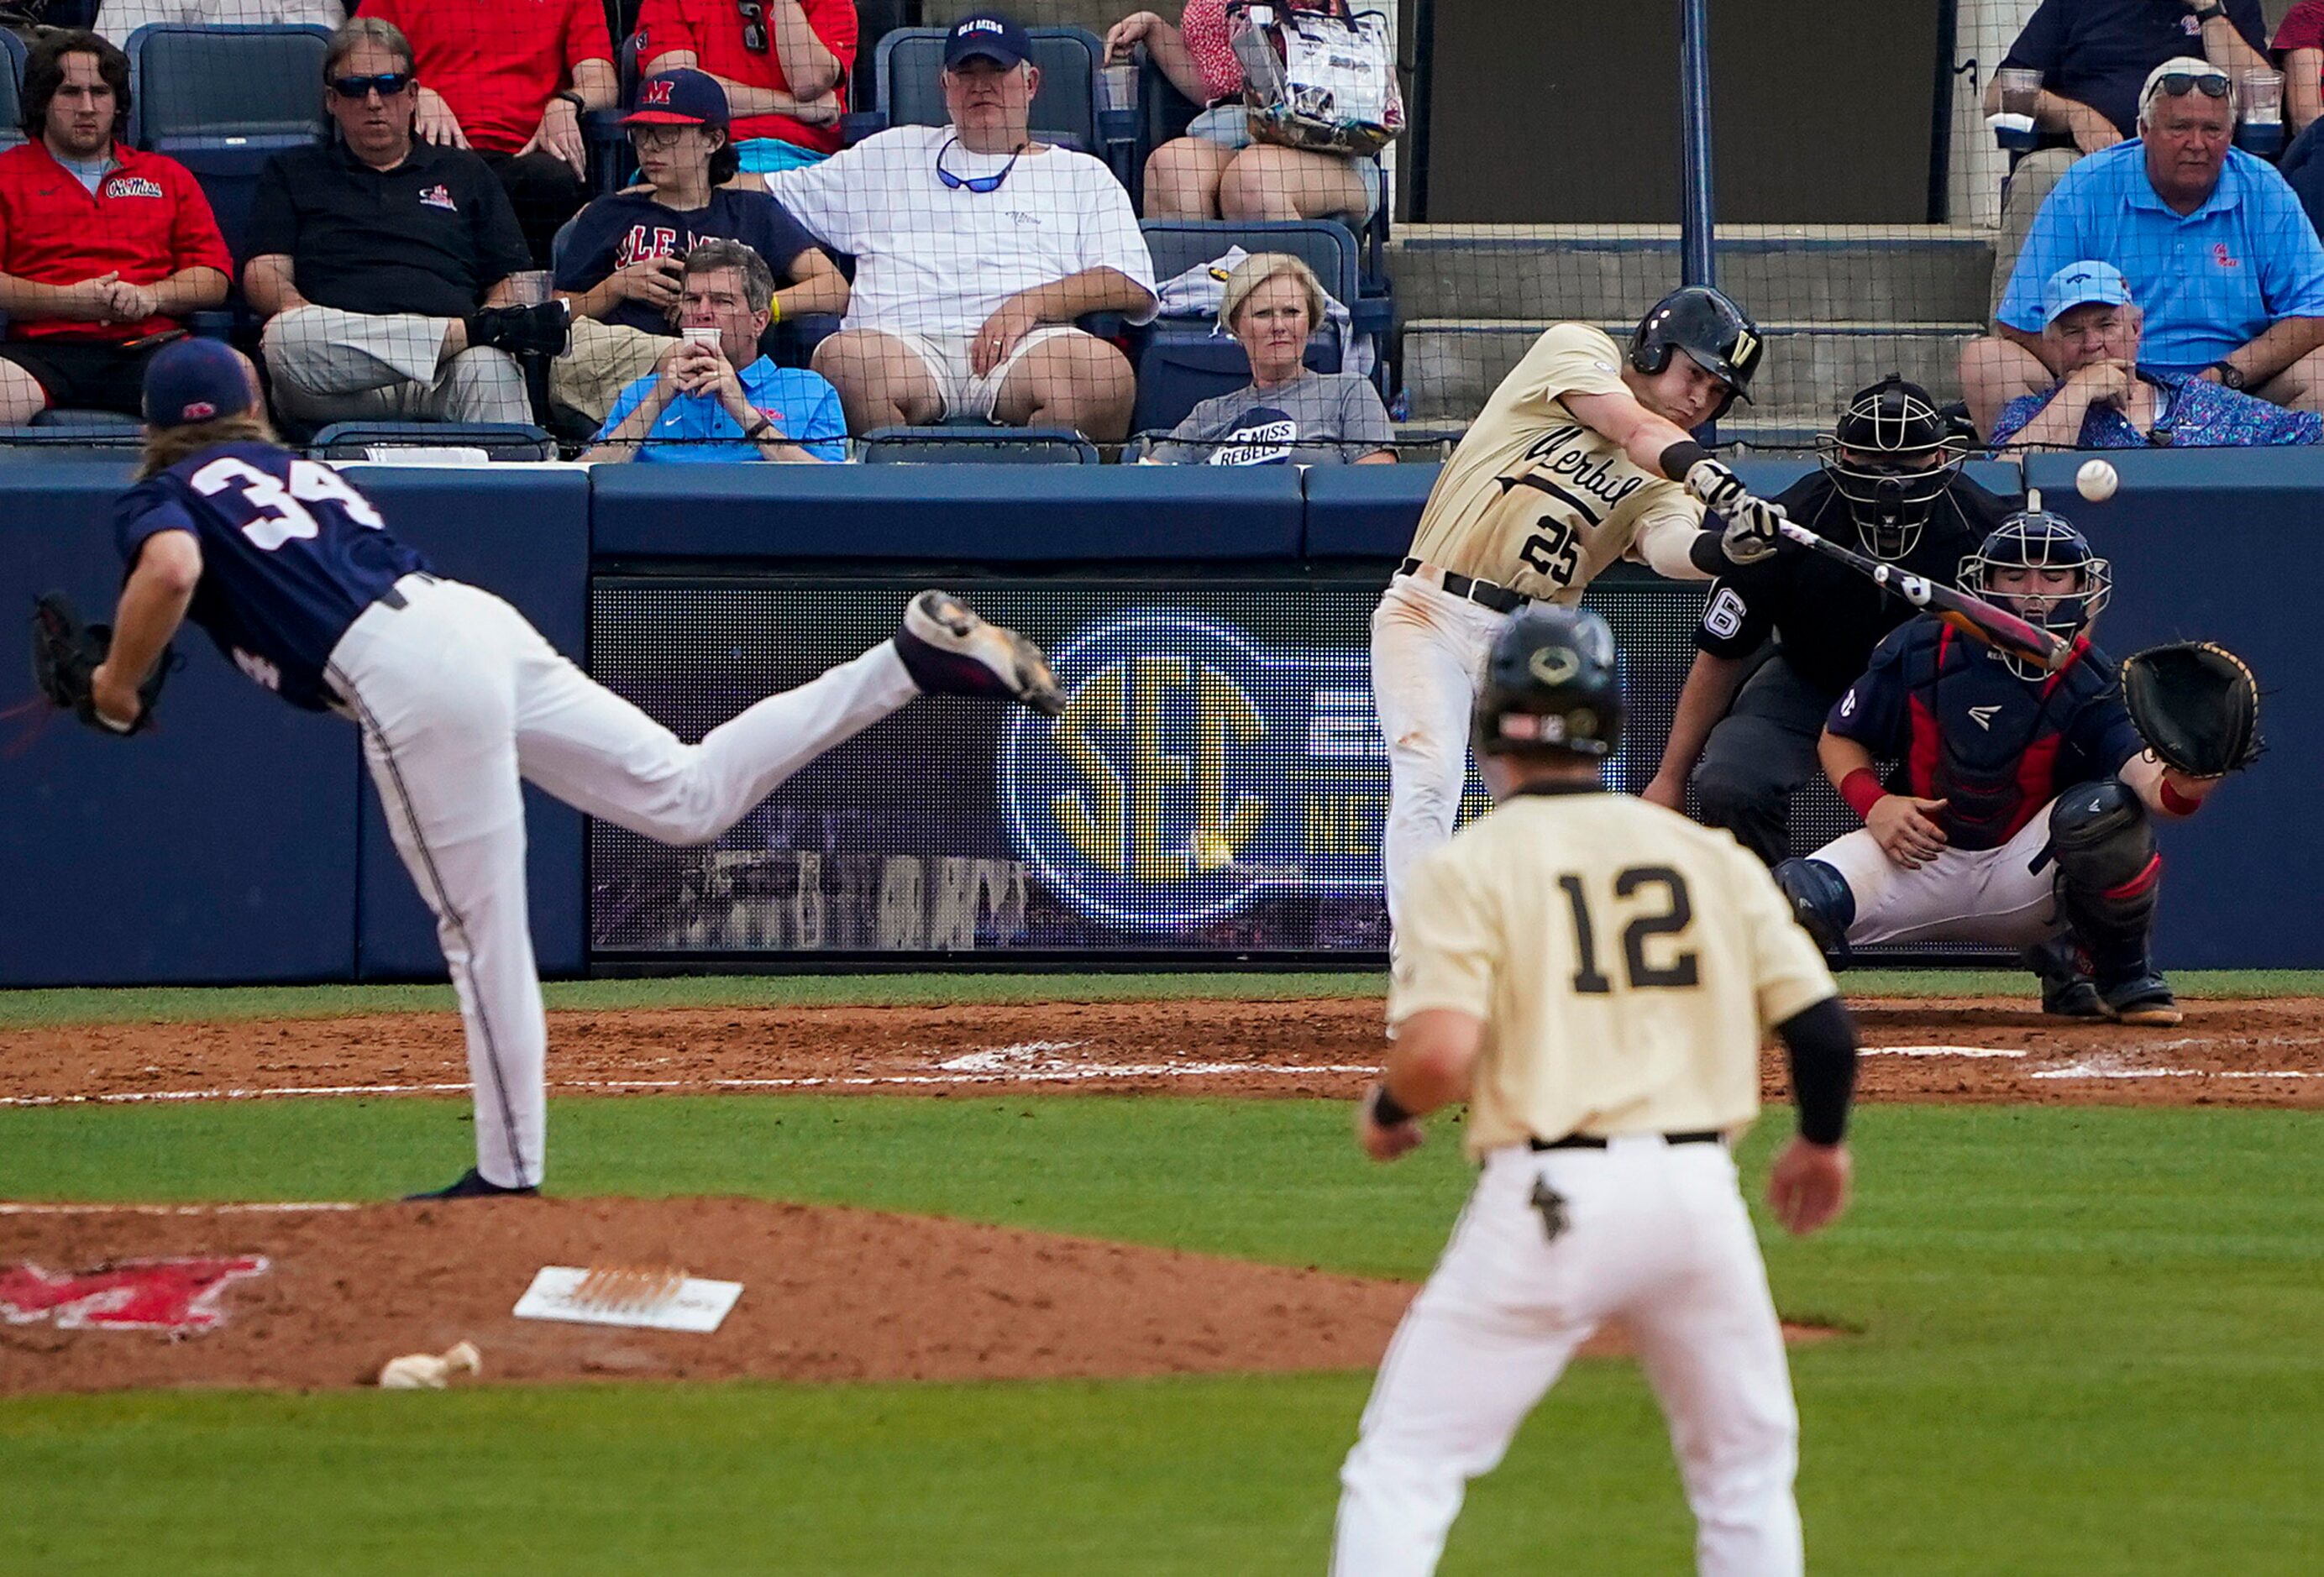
[1775, 509, 2215, 1024]
[1337, 605, 1861, 1577]
[1374, 286, 1791, 931]
[90, 339, 1067, 1197]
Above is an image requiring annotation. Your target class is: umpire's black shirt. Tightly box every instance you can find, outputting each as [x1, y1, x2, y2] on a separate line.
[244, 139, 532, 320]
[1693, 471, 2010, 697]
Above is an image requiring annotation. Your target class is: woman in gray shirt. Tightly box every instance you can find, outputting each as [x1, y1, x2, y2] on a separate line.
[1149, 253, 1395, 465]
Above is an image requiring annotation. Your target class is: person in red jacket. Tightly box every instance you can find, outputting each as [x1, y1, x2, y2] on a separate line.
[360, 0, 620, 265]
[0, 30, 232, 425]
[638, 0, 857, 176]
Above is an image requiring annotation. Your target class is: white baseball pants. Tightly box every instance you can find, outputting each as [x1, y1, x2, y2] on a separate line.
[1370, 574, 1510, 933]
[325, 574, 919, 1187]
[1334, 1139, 1804, 1576]
[1809, 799, 2063, 947]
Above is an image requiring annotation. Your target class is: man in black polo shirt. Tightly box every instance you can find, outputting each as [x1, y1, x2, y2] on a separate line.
[1642, 379, 2012, 867]
[243, 18, 569, 428]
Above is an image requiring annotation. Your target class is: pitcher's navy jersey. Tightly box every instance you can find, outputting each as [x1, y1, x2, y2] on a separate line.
[1826, 616, 2144, 851]
[113, 442, 429, 712]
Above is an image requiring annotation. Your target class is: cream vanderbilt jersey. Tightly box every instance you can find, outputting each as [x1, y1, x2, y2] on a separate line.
[1389, 788, 1838, 1157]
[1404, 324, 1707, 602]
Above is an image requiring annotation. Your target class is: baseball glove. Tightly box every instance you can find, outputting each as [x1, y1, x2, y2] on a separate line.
[30, 592, 169, 736]
[2120, 641, 2262, 777]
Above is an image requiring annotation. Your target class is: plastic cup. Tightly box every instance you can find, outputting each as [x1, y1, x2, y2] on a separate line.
[505, 270, 552, 306]
[1100, 62, 1137, 113]
[1996, 67, 2042, 120]
[682, 327, 721, 352]
[2241, 67, 2284, 126]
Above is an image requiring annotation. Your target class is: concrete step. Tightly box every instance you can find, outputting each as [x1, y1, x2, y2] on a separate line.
[1388, 224, 1996, 329]
[1399, 318, 1979, 425]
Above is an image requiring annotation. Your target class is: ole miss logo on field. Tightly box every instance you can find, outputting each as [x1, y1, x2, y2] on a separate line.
[1, 1255, 270, 1332]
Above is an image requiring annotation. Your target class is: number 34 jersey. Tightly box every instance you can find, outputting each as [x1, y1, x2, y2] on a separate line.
[114, 441, 430, 712]
[1403, 324, 1704, 603]
[1392, 788, 1836, 1156]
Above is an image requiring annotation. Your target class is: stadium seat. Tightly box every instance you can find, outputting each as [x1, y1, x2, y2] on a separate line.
[0, 30, 24, 153]
[125, 24, 335, 262]
[858, 426, 1100, 463]
[848, 27, 1104, 158]
[1131, 218, 1366, 436]
[309, 422, 559, 462]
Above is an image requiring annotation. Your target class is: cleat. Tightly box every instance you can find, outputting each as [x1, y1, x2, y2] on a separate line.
[2024, 938, 2104, 1019]
[894, 590, 1066, 716]
[2100, 972, 2181, 1028]
[403, 1167, 538, 1201]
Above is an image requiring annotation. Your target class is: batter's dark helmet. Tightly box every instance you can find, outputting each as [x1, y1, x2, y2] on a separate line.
[1629, 286, 1764, 414]
[1473, 605, 1624, 761]
[1817, 375, 1965, 562]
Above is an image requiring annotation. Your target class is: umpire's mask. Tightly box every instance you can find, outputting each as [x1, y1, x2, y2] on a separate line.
[1817, 375, 1962, 561]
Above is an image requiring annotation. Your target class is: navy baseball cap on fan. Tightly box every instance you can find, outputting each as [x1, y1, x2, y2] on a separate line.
[945, 10, 1030, 70]
[624, 68, 729, 128]
[142, 338, 254, 429]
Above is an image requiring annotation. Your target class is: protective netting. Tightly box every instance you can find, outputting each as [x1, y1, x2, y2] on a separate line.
[2, 1, 2320, 461]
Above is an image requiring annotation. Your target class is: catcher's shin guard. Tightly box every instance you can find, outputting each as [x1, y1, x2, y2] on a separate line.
[2049, 779, 2161, 986]
[1776, 857, 1856, 961]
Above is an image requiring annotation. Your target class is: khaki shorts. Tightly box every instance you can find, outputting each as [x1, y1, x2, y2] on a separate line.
[881, 325, 1088, 421]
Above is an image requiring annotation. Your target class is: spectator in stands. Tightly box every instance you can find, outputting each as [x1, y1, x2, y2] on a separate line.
[2277, 0, 2324, 133]
[1991, 259, 2322, 448]
[1105, 1, 1379, 223]
[1960, 60, 2324, 438]
[359, 0, 618, 266]
[764, 12, 1157, 442]
[583, 238, 845, 462]
[1983, 0, 2267, 316]
[243, 18, 568, 427]
[550, 69, 847, 427]
[1147, 253, 1390, 464]
[637, 0, 855, 176]
[97, 0, 345, 47]
[0, 29, 231, 425]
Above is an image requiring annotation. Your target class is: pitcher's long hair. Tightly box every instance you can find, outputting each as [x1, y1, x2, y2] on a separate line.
[138, 412, 282, 479]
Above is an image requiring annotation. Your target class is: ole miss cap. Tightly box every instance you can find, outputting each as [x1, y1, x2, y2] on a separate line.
[142, 338, 255, 430]
[945, 10, 1030, 70]
[2042, 259, 2134, 326]
[623, 68, 729, 128]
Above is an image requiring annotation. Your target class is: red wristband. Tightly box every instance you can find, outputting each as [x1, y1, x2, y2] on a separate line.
[2159, 776, 2203, 815]
[1839, 768, 1886, 820]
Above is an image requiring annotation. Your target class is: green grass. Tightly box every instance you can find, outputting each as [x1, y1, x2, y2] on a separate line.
[3, 1096, 2320, 1574]
[6, 967, 2323, 1028]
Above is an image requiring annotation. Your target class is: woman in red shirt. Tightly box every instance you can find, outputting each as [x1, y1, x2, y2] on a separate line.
[1105, 0, 1378, 223]
[637, 0, 858, 174]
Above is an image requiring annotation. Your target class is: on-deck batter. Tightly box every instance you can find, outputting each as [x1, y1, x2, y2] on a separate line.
[91, 339, 1068, 1197]
[1336, 605, 1861, 1577]
[1372, 286, 1790, 934]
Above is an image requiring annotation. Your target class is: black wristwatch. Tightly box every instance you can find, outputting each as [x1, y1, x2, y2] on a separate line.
[2208, 358, 2245, 390]
[743, 417, 776, 442]
[2190, 1, 2227, 21]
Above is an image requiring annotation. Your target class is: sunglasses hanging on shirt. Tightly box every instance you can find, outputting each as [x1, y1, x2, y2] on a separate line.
[330, 71, 415, 99]
[935, 137, 1020, 192]
[738, 0, 768, 54]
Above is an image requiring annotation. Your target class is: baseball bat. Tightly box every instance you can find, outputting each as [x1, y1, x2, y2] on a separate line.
[1772, 520, 2070, 673]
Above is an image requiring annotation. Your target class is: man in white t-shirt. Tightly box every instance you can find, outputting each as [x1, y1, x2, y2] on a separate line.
[763, 10, 1157, 439]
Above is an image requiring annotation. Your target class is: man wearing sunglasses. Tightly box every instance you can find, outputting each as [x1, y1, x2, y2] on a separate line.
[244, 18, 568, 430]
[763, 11, 1158, 440]
[1963, 56, 2324, 439]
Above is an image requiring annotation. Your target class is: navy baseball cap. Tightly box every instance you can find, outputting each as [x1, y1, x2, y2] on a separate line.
[143, 338, 254, 429]
[945, 10, 1030, 70]
[624, 68, 729, 128]
[2042, 259, 2133, 326]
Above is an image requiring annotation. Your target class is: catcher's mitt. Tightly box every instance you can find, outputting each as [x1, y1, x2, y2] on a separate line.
[2120, 641, 2262, 777]
[30, 592, 169, 736]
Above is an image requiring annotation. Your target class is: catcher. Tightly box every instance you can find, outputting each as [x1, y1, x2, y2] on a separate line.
[1774, 506, 2260, 1025]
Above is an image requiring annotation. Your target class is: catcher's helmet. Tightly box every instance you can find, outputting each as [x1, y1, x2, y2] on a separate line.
[1960, 509, 2113, 678]
[1473, 605, 1624, 761]
[1629, 286, 1764, 416]
[1816, 375, 1963, 561]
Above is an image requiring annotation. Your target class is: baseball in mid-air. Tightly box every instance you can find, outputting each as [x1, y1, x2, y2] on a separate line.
[2075, 458, 2120, 503]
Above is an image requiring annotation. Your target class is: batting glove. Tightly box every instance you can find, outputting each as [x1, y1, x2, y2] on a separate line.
[1683, 458, 1786, 565]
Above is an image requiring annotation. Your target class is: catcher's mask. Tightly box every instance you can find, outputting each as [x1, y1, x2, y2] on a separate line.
[1960, 510, 2112, 678]
[1473, 605, 1624, 761]
[1629, 286, 1763, 421]
[1816, 375, 1962, 561]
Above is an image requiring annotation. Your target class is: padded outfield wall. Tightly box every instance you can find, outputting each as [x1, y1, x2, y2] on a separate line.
[0, 453, 2306, 982]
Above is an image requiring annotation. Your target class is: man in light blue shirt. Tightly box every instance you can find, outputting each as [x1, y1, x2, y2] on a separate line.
[585, 238, 846, 463]
[1962, 56, 2324, 438]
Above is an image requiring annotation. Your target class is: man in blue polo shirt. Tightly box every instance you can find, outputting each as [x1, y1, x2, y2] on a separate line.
[584, 238, 846, 462]
[1963, 57, 2324, 438]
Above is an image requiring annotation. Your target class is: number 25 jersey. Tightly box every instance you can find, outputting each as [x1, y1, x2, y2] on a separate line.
[113, 441, 429, 711]
[1403, 324, 1704, 603]
[1391, 789, 1836, 1157]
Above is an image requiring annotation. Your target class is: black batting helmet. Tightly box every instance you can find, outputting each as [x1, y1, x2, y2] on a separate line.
[1817, 375, 1965, 561]
[1473, 605, 1624, 761]
[1629, 286, 1764, 415]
